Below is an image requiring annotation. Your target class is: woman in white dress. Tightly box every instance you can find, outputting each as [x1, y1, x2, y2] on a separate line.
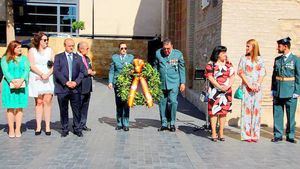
[28, 32, 54, 136]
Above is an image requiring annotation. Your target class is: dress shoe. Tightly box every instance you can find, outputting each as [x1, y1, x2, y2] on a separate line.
[115, 126, 123, 130]
[123, 126, 129, 131]
[286, 138, 297, 144]
[45, 131, 51, 136]
[82, 126, 91, 131]
[35, 130, 42, 136]
[271, 137, 283, 142]
[158, 126, 169, 131]
[61, 131, 69, 137]
[170, 125, 176, 132]
[75, 131, 83, 137]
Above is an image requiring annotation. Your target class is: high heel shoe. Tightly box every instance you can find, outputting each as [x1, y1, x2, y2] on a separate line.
[219, 137, 225, 141]
[211, 137, 218, 142]
[15, 133, 22, 138]
[45, 131, 51, 136]
[35, 130, 42, 136]
[8, 133, 15, 138]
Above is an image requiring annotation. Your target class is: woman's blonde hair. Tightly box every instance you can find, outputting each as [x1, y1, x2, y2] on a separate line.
[246, 39, 260, 62]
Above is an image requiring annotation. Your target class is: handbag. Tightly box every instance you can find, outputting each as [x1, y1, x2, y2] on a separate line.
[10, 79, 26, 89]
[234, 86, 244, 99]
[200, 63, 215, 103]
[47, 60, 54, 69]
[200, 90, 209, 102]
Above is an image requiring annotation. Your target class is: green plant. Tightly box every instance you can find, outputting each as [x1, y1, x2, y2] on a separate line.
[72, 21, 85, 31]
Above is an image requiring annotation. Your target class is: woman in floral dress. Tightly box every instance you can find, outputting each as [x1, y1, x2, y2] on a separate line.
[238, 39, 266, 142]
[205, 46, 235, 142]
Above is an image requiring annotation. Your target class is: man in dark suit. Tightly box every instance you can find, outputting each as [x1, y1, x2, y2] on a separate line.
[54, 38, 85, 137]
[77, 41, 96, 131]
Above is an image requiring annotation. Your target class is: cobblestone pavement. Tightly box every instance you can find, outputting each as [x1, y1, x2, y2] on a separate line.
[0, 79, 299, 169]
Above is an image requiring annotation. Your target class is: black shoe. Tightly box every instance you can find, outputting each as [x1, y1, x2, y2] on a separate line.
[74, 131, 83, 137]
[123, 127, 129, 131]
[170, 125, 176, 132]
[271, 137, 283, 142]
[61, 131, 69, 137]
[158, 126, 169, 132]
[82, 126, 91, 131]
[35, 130, 42, 136]
[286, 138, 297, 144]
[45, 131, 51, 136]
[115, 126, 122, 130]
[211, 137, 218, 142]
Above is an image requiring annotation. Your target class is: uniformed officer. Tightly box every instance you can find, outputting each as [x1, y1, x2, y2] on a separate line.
[271, 37, 300, 143]
[154, 39, 186, 132]
[108, 42, 134, 131]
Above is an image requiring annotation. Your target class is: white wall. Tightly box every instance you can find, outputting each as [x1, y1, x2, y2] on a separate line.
[79, 0, 162, 37]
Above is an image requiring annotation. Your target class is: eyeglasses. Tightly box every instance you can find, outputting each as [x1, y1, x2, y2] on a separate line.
[120, 47, 127, 50]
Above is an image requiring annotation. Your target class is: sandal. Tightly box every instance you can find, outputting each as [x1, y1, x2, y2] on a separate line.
[211, 137, 218, 142]
[219, 137, 225, 141]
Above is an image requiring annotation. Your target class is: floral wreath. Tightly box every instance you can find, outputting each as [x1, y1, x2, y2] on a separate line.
[116, 59, 163, 107]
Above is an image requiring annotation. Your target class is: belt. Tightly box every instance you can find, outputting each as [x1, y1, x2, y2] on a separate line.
[276, 76, 295, 81]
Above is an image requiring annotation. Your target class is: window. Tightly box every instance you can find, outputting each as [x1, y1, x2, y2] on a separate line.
[13, 0, 78, 36]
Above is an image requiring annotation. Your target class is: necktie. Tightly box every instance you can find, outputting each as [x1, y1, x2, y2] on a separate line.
[82, 55, 89, 69]
[67, 53, 73, 81]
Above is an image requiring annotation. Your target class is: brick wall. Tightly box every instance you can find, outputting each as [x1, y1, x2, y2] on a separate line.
[48, 38, 148, 78]
[221, 0, 300, 127]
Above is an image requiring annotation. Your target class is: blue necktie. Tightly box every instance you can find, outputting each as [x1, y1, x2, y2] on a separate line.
[67, 53, 73, 81]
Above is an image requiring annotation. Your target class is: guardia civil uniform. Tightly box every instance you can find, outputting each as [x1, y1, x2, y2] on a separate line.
[271, 38, 300, 142]
[109, 54, 134, 129]
[154, 48, 186, 130]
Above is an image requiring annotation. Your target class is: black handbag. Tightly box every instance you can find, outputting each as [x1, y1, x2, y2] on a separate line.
[47, 60, 54, 69]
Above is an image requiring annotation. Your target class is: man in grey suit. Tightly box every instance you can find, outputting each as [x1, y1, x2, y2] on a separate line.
[77, 41, 96, 131]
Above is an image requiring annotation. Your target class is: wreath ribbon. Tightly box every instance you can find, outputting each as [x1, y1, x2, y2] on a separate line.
[128, 59, 153, 107]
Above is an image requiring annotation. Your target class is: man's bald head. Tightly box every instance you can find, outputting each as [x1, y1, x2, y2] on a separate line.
[64, 38, 75, 53]
[77, 41, 89, 56]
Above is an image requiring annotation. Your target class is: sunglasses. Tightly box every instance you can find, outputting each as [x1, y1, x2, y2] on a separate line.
[41, 38, 49, 42]
[120, 47, 127, 50]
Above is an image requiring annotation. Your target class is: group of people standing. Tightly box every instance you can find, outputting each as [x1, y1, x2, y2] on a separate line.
[0, 34, 299, 143]
[204, 37, 299, 143]
[0, 32, 95, 138]
[108, 39, 186, 132]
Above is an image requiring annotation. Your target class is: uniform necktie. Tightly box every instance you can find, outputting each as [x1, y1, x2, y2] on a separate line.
[67, 53, 73, 81]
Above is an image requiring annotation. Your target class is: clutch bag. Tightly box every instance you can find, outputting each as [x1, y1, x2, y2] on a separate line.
[10, 80, 26, 89]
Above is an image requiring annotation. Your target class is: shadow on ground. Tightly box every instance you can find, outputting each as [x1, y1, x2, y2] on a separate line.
[98, 117, 161, 129]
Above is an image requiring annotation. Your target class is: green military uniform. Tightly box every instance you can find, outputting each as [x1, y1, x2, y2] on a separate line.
[271, 52, 300, 140]
[109, 54, 134, 127]
[154, 48, 186, 127]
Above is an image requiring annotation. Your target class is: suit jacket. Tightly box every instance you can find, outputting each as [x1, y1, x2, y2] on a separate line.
[271, 53, 300, 98]
[153, 48, 186, 90]
[80, 54, 93, 94]
[53, 52, 85, 94]
[108, 54, 134, 85]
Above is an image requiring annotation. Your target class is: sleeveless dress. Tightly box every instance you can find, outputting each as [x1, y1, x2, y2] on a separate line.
[28, 47, 54, 97]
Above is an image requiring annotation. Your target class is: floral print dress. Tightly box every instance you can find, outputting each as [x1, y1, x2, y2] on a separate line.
[238, 56, 266, 141]
[205, 61, 235, 117]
